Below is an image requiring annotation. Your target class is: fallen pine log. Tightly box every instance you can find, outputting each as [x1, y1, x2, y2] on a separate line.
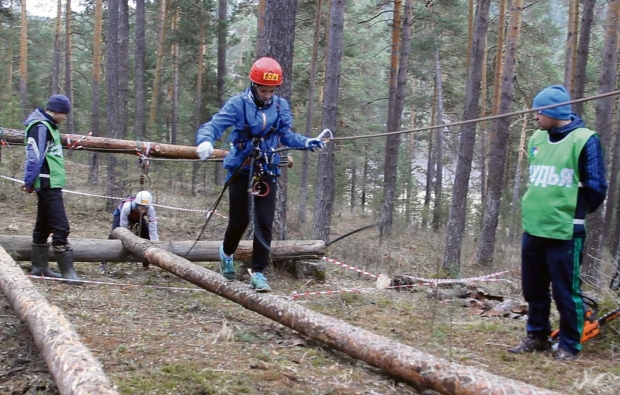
[111, 227, 562, 395]
[0, 235, 325, 262]
[0, 127, 294, 166]
[0, 246, 119, 395]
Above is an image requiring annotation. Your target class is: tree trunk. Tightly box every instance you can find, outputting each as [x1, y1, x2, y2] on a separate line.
[606, 98, 620, 246]
[109, 228, 563, 395]
[89, 0, 103, 185]
[479, 34, 489, 206]
[2, 128, 295, 164]
[257, 0, 298, 241]
[350, 152, 357, 213]
[383, 0, 413, 234]
[192, 7, 207, 196]
[134, 0, 146, 139]
[312, 0, 346, 242]
[170, 8, 179, 145]
[19, 0, 28, 118]
[563, 0, 579, 94]
[105, 0, 121, 210]
[148, 0, 171, 132]
[405, 83, 417, 223]
[118, 0, 129, 141]
[509, 113, 528, 239]
[51, 0, 62, 95]
[0, 235, 325, 263]
[299, 0, 324, 224]
[422, 120, 435, 229]
[572, 0, 596, 117]
[583, 0, 620, 284]
[476, 0, 524, 267]
[64, 0, 74, 137]
[442, 0, 491, 276]
[380, 0, 401, 235]
[431, 44, 444, 233]
[0, 247, 119, 395]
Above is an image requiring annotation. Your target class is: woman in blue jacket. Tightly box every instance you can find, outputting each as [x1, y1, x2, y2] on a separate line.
[195, 57, 324, 292]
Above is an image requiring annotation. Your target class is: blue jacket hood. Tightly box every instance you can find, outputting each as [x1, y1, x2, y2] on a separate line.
[24, 108, 57, 128]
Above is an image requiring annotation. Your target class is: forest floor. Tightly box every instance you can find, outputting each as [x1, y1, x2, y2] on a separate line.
[1, 150, 620, 395]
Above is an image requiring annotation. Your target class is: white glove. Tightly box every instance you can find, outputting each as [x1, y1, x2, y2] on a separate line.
[196, 141, 214, 160]
[305, 138, 325, 152]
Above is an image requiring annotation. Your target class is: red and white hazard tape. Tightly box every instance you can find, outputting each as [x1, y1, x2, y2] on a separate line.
[322, 257, 379, 278]
[322, 255, 510, 285]
[400, 270, 511, 285]
[1, 175, 228, 219]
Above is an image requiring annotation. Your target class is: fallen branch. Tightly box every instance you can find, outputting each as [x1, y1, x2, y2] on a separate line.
[0, 235, 325, 263]
[0, 246, 119, 395]
[112, 227, 562, 395]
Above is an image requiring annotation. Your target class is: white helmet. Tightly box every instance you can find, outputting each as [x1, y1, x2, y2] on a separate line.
[135, 190, 153, 207]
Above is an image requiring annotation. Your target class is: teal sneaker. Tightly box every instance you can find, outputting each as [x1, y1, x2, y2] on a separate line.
[250, 272, 271, 292]
[219, 246, 236, 281]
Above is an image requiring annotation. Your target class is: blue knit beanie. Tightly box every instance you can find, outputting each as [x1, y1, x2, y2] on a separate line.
[46, 94, 71, 114]
[532, 85, 571, 120]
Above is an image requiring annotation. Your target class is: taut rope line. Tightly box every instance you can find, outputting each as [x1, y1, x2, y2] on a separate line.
[329, 89, 620, 141]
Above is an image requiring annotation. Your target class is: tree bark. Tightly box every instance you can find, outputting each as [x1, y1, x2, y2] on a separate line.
[108, 228, 563, 395]
[583, 0, 620, 284]
[134, 0, 146, 140]
[299, 0, 324, 224]
[257, 0, 298, 241]
[148, 0, 171, 132]
[19, 0, 28, 118]
[442, 0, 491, 276]
[105, 0, 121, 210]
[51, 0, 62, 95]
[312, 0, 346, 242]
[0, 235, 325, 263]
[64, 0, 74, 136]
[2, 128, 295, 164]
[563, 0, 579, 94]
[476, 0, 524, 267]
[431, 44, 444, 233]
[380, 0, 401, 235]
[89, 0, 103, 185]
[572, 0, 596, 117]
[0, 247, 119, 395]
[509, 113, 529, 239]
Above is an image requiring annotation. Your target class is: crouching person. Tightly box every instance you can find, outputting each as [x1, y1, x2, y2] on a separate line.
[107, 190, 159, 269]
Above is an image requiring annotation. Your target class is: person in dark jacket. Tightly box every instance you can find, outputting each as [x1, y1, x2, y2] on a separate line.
[508, 85, 607, 361]
[195, 57, 325, 292]
[22, 94, 80, 281]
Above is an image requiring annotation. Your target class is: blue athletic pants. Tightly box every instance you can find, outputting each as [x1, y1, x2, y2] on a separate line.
[521, 232, 585, 354]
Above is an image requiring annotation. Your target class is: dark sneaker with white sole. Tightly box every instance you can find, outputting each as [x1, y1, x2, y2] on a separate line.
[508, 336, 550, 354]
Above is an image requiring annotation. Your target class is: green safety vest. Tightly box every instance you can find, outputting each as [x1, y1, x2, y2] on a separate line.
[24, 120, 66, 189]
[521, 127, 595, 240]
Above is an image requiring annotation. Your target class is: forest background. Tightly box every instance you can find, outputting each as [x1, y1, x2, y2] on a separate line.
[1, 0, 620, 393]
[3, 0, 620, 282]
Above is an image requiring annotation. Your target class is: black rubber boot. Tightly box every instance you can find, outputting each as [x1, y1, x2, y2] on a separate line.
[30, 243, 62, 278]
[53, 245, 81, 282]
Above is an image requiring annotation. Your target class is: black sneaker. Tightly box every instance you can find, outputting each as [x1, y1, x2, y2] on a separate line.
[508, 337, 550, 354]
[553, 348, 577, 361]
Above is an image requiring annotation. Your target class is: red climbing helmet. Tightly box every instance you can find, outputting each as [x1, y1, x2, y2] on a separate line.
[249, 57, 283, 86]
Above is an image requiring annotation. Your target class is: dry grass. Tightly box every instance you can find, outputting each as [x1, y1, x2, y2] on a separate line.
[1, 150, 620, 394]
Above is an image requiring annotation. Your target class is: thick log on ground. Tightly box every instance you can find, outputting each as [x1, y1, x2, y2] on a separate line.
[0, 246, 119, 395]
[112, 228, 561, 395]
[0, 235, 325, 263]
[2, 128, 294, 166]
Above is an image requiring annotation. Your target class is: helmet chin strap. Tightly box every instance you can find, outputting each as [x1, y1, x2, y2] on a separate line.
[250, 82, 272, 108]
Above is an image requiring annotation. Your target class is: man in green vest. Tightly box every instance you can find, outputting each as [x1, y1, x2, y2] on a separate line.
[22, 94, 80, 282]
[508, 85, 607, 361]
